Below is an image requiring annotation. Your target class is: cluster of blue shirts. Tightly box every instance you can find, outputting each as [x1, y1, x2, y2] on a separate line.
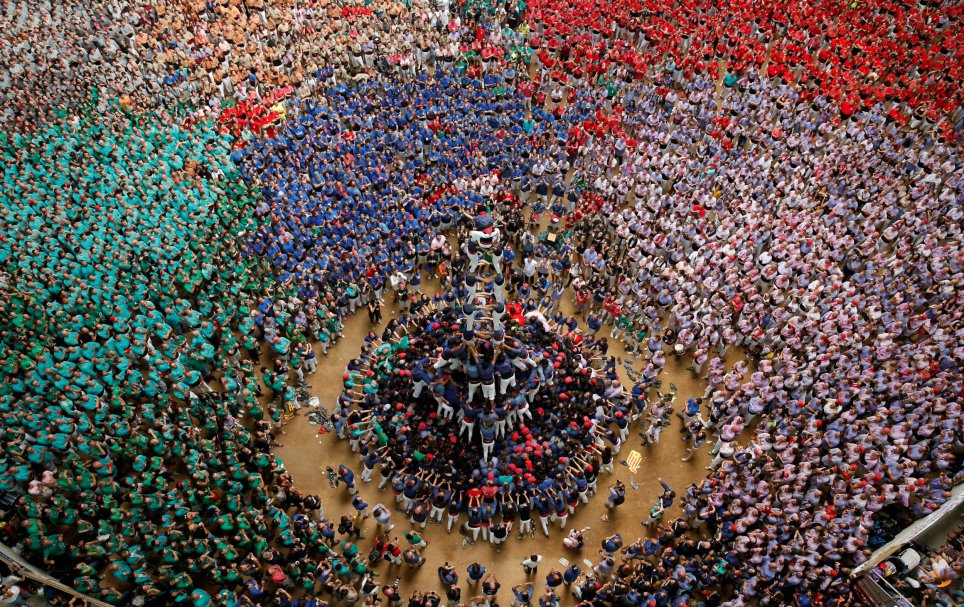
[233, 69, 596, 299]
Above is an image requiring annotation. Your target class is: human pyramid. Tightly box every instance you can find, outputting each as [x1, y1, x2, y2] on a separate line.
[337, 212, 628, 541]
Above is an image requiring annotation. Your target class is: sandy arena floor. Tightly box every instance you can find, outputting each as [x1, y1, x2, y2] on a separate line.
[273, 275, 741, 602]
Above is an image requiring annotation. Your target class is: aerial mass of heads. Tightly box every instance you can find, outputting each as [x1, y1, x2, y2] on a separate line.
[0, 0, 962, 606]
[337, 212, 624, 527]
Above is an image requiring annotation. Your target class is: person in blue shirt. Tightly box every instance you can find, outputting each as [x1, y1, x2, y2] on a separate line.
[467, 562, 487, 585]
[562, 564, 581, 586]
[512, 582, 534, 607]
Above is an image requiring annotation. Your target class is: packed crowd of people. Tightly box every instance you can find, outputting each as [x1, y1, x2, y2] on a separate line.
[0, 0, 962, 605]
[334, 212, 631, 543]
[522, 0, 962, 124]
[232, 74, 537, 303]
[0, 94, 355, 605]
[3, 0, 962, 134]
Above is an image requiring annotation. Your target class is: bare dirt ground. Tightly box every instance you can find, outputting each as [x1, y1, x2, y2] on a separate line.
[274, 280, 737, 602]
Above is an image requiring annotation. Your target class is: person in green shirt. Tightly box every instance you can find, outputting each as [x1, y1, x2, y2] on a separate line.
[341, 540, 360, 559]
[191, 588, 212, 607]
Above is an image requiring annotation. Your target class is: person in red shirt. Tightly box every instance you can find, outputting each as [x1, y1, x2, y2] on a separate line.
[466, 486, 483, 509]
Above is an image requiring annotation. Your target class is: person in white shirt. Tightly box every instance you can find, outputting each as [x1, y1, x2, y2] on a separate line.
[521, 554, 542, 575]
[372, 503, 395, 532]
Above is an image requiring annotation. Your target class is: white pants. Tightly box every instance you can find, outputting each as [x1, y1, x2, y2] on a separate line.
[413, 380, 427, 398]
[510, 404, 531, 425]
[709, 453, 730, 469]
[709, 438, 725, 455]
[491, 250, 503, 274]
[460, 419, 475, 441]
[481, 382, 495, 400]
[437, 400, 454, 420]
[377, 520, 395, 532]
